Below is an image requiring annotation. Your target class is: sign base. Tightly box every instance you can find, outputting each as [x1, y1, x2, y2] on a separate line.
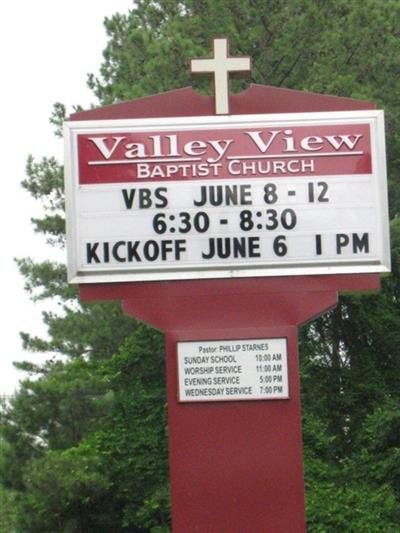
[167, 326, 304, 533]
[81, 273, 380, 532]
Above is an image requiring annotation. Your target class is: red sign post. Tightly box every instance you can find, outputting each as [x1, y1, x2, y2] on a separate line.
[65, 40, 388, 532]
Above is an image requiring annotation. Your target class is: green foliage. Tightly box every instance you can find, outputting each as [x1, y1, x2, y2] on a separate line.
[15, 259, 76, 301]
[2, 0, 400, 530]
[1, 325, 168, 532]
[23, 156, 65, 246]
[0, 484, 18, 532]
[302, 411, 400, 532]
[305, 471, 400, 533]
[18, 445, 111, 533]
[91, 324, 170, 531]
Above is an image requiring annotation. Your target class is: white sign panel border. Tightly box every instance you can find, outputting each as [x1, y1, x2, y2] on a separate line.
[64, 110, 390, 284]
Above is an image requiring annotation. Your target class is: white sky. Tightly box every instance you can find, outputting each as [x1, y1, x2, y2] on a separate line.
[0, 1, 133, 395]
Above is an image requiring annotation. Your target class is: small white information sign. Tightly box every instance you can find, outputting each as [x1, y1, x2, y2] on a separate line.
[177, 338, 288, 402]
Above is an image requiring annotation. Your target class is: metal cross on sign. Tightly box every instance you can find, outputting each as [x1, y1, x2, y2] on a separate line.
[191, 37, 251, 115]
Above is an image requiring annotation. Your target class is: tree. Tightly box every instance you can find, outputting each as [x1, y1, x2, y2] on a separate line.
[0, 325, 169, 532]
[2, 1, 400, 530]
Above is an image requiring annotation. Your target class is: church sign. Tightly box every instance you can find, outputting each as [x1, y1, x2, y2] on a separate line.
[64, 37, 390, 532]
[64, 109, 389, 283]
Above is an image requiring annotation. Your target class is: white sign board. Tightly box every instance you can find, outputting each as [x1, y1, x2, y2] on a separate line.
[177, 338, 289, 402]
[64, 110, 390, 283]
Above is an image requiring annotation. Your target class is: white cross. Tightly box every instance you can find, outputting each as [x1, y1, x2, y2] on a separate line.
[191, 38, 251, 115]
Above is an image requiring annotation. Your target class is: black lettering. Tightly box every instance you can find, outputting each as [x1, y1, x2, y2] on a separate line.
[216, 238, 231, 258]
[232, 237, 246, 257]
[336, 234, 349, 254]
[103, 242, 110, 263]
[122, 187, 168, 209]
[193, 184, 252, 207]
[122, 189, 136, 209]
[225, 185, 238, 205]
[175, 240, 186, 259]
[315, 234, 322, 255]
[202, 238, 215, 259]
[202, 237, 260, 259]
[248, 236, 261, 257]
[86, 243, 100, 263]
[239, 184, 252, 205]
[127, 241, 141, 261]
[193, 186, 207, 207]
[160, 240, 173, 260]
[139, 188, 152, 208]
[143, 240, 159, 261]
[154, 187, 168, 208]
[353, 233, 369, 253]
[112, 241, 126, 262]
[308, 182, 329, 203]
[209, 186, 223, 206]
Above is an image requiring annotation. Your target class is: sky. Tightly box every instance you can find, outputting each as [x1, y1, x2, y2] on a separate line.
[0, 1, 133, 395]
